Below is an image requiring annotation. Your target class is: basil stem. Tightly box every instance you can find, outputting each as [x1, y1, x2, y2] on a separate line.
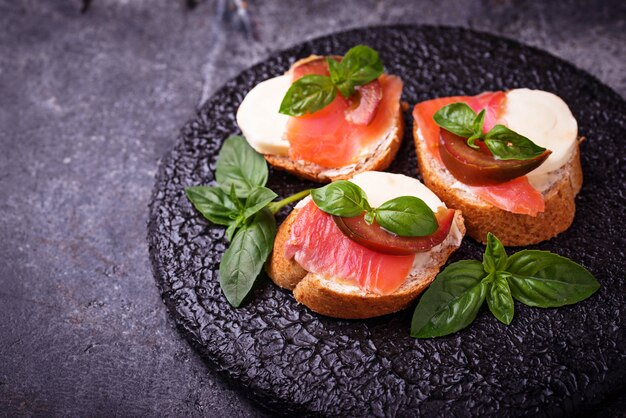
[267, 189, 312, 215]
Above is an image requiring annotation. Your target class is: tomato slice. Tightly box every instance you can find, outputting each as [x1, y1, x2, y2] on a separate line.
[439, 129, 551, 186]
[332, 207, 456, 255]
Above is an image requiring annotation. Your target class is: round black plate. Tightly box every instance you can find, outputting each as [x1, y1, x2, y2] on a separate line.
[148, 25, 626, 417]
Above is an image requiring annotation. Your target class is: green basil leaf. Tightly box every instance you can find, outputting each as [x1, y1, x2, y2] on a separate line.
[506, 250, 600, 308]
[225, 217, 244, 242]
[329, 45, 384, 97]
[467, 109, 485, 149]
[242, 186, 278, 220]
[433, 102, 476, 139]
[411, 260, 488, 338]
[486, 272, 515, 325]
[185, 185, 240, 226]
[375, 196, 437, 237]
[228, 184, 244, 211]
[472, 109, 486, 136]
[484, 125, 547, 160]
[482, 232, 508, 273]
[279, 74, 337, 117]
[310, 180, 370, 217]
[215, 135, 268, 198]
[219, 208, 277, 307]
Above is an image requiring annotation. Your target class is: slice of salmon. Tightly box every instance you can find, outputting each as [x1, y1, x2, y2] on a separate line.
[412, 92, 545, 216]
[413, 95, 468, 162]
[284, 201, 415, 296]
[470, 177, 545, 216]
[285, 68, 403, 168]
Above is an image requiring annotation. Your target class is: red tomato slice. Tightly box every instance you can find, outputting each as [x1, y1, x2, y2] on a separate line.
[332, 207, 456, 255]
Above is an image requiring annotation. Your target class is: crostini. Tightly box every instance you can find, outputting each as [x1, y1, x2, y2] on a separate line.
[237, 46, 404, 183]
[266, 171, 465, 319]
[413, 89, 582, 246]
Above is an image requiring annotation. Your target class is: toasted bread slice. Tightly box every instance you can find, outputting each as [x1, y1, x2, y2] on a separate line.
[259, 55, 404, 183]
[266, 208, 465, 319]
[413, 120, 583, 246]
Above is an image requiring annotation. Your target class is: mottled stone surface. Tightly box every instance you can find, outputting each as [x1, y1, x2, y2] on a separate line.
[0, 1, 624, 416]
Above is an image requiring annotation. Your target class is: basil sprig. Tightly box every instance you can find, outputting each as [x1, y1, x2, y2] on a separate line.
[411, 233, 600, 338]
[311, 180, 438, 237]
[433, 102, 547, 160]
[279, 45, 384, 117]
[185, 135, 311, 307]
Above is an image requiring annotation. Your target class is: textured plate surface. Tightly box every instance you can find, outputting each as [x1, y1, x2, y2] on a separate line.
[148, 25, 626, 417]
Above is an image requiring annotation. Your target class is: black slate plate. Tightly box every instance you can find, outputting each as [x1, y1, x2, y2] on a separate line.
[148, 25, 626, 417]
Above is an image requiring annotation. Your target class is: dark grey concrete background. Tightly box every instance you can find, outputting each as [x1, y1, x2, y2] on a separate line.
[0, 0, 624, 416]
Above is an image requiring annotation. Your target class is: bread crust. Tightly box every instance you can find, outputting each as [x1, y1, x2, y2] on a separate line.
[266, 207, 465, 319]
[261, 55, 404, 183]
[413, 122, 583, 246]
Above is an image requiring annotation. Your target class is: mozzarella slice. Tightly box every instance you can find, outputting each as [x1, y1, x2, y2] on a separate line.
[349, 171, 445, 211]
[501, 89, 578, 185]
[236, 75, 291, 155]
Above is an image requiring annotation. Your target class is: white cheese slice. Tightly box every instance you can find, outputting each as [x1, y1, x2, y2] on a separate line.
[236, 75, 291, 155]
[349, 171, 445, 211]
[501, 89, 578, 187]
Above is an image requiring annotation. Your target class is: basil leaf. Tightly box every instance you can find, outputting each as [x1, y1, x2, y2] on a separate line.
[329, 45, 383, 97]
[225, 217, 244, 242]
[411, 260, 488, 338]
[486, 272, 515, 325]
[482, 232, 507, 273]
[433, 103, 476, 139]
[279, 74, 337, 117]
[484, 125, 547, 160]
[472, 109, 486, 136]
[228, 184, 244, 211]
[506, 250, 600, 308]
[185, 185, 240, 226]
[467, 109, 485, 149]
[310, 180, 370, 217]
[375, 196, 437, 237]
[219, 208, 276, 307]
[215, 135, 268, 198]
[242, 186, 278, 221]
